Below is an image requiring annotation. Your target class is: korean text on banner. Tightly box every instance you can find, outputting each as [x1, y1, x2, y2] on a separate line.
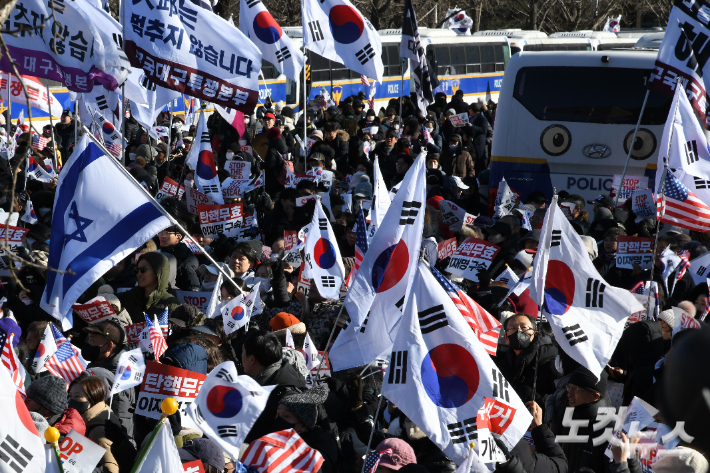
[0, 224, 29, 257]
[71, 297, 116, 325]
[300, 350, 331, 389]
[446, 238, 501, 282]
[155, 177, 184, 202]
[615, 236, 655, 270]
[437, 238, 458, 261]
[135, 361, 206, 428]
[198, 203, 244, 238]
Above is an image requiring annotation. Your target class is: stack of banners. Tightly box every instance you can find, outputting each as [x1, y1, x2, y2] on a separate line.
[448, 113, 469, 127]
[155, 177, 185, 202]
[603, 396, 658, 461]
[0, 73, 63, 116]
[175, 291, 214, 311]
[437, 238, 458, 262]
[672, 306, 701, 335]
[614, 236, 655, 270]
[186, 186, 214, 214]
[226, 160, 252, 180]
[283, 230, 303, 265]
[439, 200, 476, 231]
[446, 238, 501, 282]
[632, 189, 656, 222]
[494, 177, 520, 219]
[136, 361, 206, 429]
[221, 171, 266, 199]
[110, 348, 146, 397]
[649, 0, 710, 128]
[71, 296, 117, 325]
[58, 429, 107, 473]
[125, 0, 262, 112]
[198, 203, 244, 239]
[93, 113, 124, 158]
[1, 0, 128, 92]
[0, 224, 29, 257]
[612, 175, 648, 200]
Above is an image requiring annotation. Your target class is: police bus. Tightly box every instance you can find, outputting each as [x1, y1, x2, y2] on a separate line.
[489, 50, 673, 204]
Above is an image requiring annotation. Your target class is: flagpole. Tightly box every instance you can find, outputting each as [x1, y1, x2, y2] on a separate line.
[5, 72, 10, 141]
[315, 303, 345, 378]
[44, 427, 65, 473]
[73, 100, 78, 153]
[645, 165, 668, 317]
[44, 79, 58, 169]
[398, 59, 405, 119]
[166, 100, 173, 158]
[303, 50, 308, 157]
[360, 394, 383, 473]
[83, 126, 244, 296]
[613, 89, 650, 209]
[120, 88, 127, 165]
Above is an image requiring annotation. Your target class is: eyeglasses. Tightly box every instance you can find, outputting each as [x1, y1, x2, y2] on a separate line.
[566, 385, 584, 394]
[158, 230, 180, 237]
[134, 266, 152, 274]
[505, 327, 534, 335]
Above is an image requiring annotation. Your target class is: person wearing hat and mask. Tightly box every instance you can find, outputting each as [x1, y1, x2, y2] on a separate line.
[251, 111, 276, 160]
[465, 102, 493, 173]
[518, 229, 541, 251]
[25, 374, 87, 436]
[197, 263, 234, 291]
[358, 109, 383, 141]
[179, 438, 225, 473]
[440, 134, 474, 179]
[321, 122, 349, 169]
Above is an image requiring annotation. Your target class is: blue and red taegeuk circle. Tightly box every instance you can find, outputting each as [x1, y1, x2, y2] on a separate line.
[231, 305, 246, 321]
[206, 385, 243, 418]
[120, 366, 132, 381]
[328, 5, 364, 44]
[102, 122, 115, 134]
[34, 344, 45, 358]
[314, 238, 337, 269]
[196, 150, 218, 180]
[543, 260, 575, 315]
[421, 344, 479, 408]
[371, 241, 409, 293]
[253, 11, 282, 44]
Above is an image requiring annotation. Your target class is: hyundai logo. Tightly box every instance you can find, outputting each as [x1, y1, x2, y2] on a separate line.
[582, 144, 612, 159]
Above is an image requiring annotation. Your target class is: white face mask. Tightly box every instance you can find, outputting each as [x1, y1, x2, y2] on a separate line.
[184, 180, 193, 188]
[22, 299, 32, 305]
[226, 151, 234, 160]
[129, 153, 137, 161]
[202, 280, 217, 290]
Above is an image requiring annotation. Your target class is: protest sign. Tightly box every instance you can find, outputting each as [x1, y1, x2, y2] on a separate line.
[632, 189, 656, 222]
[286, 173, 313, 189]
[198, 203, 244, 239]
[449, 113, 469, 127]
[183, 460, 206, 473]
[72, 297, 116, 325]
[299, 350, 331, 389]
[0, 74, 63, 117]
[296, 262, 311, 296]
[362, 126, 379, 136]
[226, 161, 252, 180]
[136, 361, 206, 429]
[475, 401, 507, 464]
[612, 175, 648, 200]
[604, 396, 658, 461]
[672, 307, 701, 336]
[155, 177, 183, 202]
[437, 238, 458, 261]
[296, 195, 319, 207]
[615, 236, 654, 270]
[186, 187, 213, 215]
[221, 178, 252, 198]
[238, 139, 253, 155]
[283, 230, 303, 265]
[125, 323, 146, 349]
[0, 224, 29, 257]
[58, 430, 106, 473]
[446, 238, 501, 282]
[175, 291, 213, 311]
[440, 200, 466, 231]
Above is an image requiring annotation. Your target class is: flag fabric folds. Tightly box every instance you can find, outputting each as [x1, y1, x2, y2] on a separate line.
[141, 314, 168, 359]
[346, 207, 369, 285]
[133, 421, 184, 473]
[401, 0, 433, 116]
[0, 330, 25, 396]
[30, 324, 57, 374]
[241, 429, 324, 473]
[187, 112, 224, 204]
[658, 168, 710, 232]
[304, 199, 345, 300]
[46, 324, 87, 383]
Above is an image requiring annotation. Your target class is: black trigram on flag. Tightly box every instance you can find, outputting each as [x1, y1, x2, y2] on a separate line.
[0, 436, 33, 473]
[447, 417, 477, 444]
[275, 46, 292, 63]
[308, 21, 324, 42]
[245, 0, 260, 6]
[395, 296, 405, 313]
[388, 350, 408, 384]
[215, 368, 234, 382]
[193, 405, 205, 424]
[141, 76, 157, 91]
[96, 95, 109, 110]
[694, 176, 710, 190]
[400, 201, 422, 225]
[356, 43, 376, 65]
[112, 32, 123, 48]
[321, 275, 336, 287]
[200, 131, 211, 143]
[319, 218, 328, 230]
[217, 426, 239, 437]
[491, 368, 510, 402]
[586, 278, 606, 308]
[418, 304, 448, 334]
[563, 324, 588, 346]
[360, 311, 371, 333]
[551, 230, 562, 247]
[697, 266, 708, 277]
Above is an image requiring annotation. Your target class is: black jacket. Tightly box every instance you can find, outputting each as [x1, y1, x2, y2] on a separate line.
[495, 335, 560, 401]
[87, 349, 136, 442]
[160, 242, 200, 291]
[496, 424, 567, 473]
[558, 398, 612, 473]
[300, 427, 339, 473]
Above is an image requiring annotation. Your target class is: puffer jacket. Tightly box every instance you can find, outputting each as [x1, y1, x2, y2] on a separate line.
[117, 251, 181, 323]
[50, 407, 86, 436]
[162, 343, 208, 374]
[440, 146, 475, 178]
[87, 349, 136, 442]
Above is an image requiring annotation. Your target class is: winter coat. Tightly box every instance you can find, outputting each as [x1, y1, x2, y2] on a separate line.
[371, 142, 398, 186]
[49, 408, 86, 436]
[87, 348, 136, 441]
[495, 335, 560, 400]
[251, 130, 269, 160]
[160, 242, 200, 291]
[264, 137, 289, 195]
[117, 252, 181, 323]
[439, 146, 475, 178]
[300, 427, 339, 473]
[124, 117, 141, 145]
[496, 424, 567, 473]
[162, 343, 208, 374]
[425, 122, 443, 155]
[325, 132, 349, 171]
[83, 402, 137, 473]
[558, 397, 612, 473]
[467, 112, 493, 162]
[246, 360, 307, 443]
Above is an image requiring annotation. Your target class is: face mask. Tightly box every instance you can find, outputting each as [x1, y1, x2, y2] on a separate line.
[81, 342, 105, 362]
[226, 151, 234, 160]
[202, 280, 217, 290]
[508, 331, 533, 350]
[272, 416, 298, 432]
[244, 117, 251, 124]
[426, 126, 434, 133]
[184, 180, 193, 188]
[254, 277, 271, 293]
[68, 400, 90, 415]
[449, 145, 460, 152]
[22, 298, 32, 305]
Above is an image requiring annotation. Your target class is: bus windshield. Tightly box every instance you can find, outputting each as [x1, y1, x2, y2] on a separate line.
[513, 66, 672, 125]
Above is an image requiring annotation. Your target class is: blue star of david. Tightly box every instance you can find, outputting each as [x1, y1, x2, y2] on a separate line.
[64, 201, 93, 246]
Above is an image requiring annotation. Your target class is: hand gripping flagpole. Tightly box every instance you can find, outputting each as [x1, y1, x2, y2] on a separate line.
[45, 427, 65, 473]
[84, 127, 243, 296]
[129, 398, 178, 473]
[613, 89, 651, 210]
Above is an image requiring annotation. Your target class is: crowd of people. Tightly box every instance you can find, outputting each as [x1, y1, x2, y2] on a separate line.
[2, 85, 709, 473]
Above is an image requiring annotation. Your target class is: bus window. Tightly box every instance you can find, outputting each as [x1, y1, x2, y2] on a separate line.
[512, 66, 672, 125]
[481, 45, 495, 73]
[261, 60, 276, 79]
[451, 46, 465, 75]
[494, 45, 505, 71]
[510, 46, 521, 55]
[311, 53, 330, 82]
[382, 47, 390, 76]
[466, 46, 481, 73]
[331, 61, 349, 80]
[286, 78, 296, 104]
[434, 46, 450, 75]
[387, 45, 401, 76]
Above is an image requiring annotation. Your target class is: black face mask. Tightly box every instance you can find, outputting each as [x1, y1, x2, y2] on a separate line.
[272, 416, 298, 432]
[508, 331, 533, 350]
[81, 342, 106, 362]
[68, 400, 90, 414]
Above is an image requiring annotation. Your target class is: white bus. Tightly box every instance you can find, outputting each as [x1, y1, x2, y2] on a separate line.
[489, 50, 673, 204]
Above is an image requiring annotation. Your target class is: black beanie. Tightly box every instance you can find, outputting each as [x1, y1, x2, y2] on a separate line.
[27, 375, 68, 415]
[569, 368, 608, 397]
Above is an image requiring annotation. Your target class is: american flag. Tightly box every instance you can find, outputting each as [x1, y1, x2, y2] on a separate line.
[142, 314, 167, 359]
[629, 281, 645, 294]
[31, 133, 48, 151]
[676, 250, 691, 281]
[363, 448, 393, 473]
[241, 429, 324, 473]
[347, 208, 369, 286]
[658, 169, 710, 231]
[156, 308, 169, 338]
[361, 75, 370, 87]
[430, 266, 501, 355]
[46, 324, 87, 384]
[367, 82, 377, 110]
[0, 329, 25, 396]
[105, 141, 122, 157]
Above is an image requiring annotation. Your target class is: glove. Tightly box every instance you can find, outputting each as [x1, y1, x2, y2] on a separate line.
[18, 190, 29, 205]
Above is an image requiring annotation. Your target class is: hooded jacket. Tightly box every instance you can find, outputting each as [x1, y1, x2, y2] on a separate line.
[160, 242, 200, 291]
[117, 252, 181, 323]
[87, 348, 136, 441]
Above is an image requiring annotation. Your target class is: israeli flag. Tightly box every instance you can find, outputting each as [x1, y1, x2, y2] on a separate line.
[41, 135, 171, 322]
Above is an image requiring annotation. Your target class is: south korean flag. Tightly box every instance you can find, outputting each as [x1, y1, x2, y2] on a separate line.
[305, 199, 345, 300]
[110, 348, 146, 397]
[187, 111, 224, 204]
[187, 361, 275, 461]
[382, 260, 531, 466]
[529, 196, 644, 379]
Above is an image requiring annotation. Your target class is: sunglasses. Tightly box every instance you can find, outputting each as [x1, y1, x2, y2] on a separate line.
[134, 266, 152, 274]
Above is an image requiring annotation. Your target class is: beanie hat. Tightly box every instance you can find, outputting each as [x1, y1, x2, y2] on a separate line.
[658, 309, 675, 328]
[270, 312, 301, 331]
[266, 127, 282, 140]
[569, 367, 608, 397]
[375, 438, 417, 470]
[27, 375, 68, 415]
[30, 412, 49, 442]
[280, 385, 329, 430]
[310, 130, 323, 140]
[179, 438, 225, 471]
[354, 181, 373, 199]
[651, 446, 708, 473]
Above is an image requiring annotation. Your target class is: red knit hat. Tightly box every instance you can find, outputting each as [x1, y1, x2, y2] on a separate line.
[266, 127, 282, 140]
[269, 312, 300, 331]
